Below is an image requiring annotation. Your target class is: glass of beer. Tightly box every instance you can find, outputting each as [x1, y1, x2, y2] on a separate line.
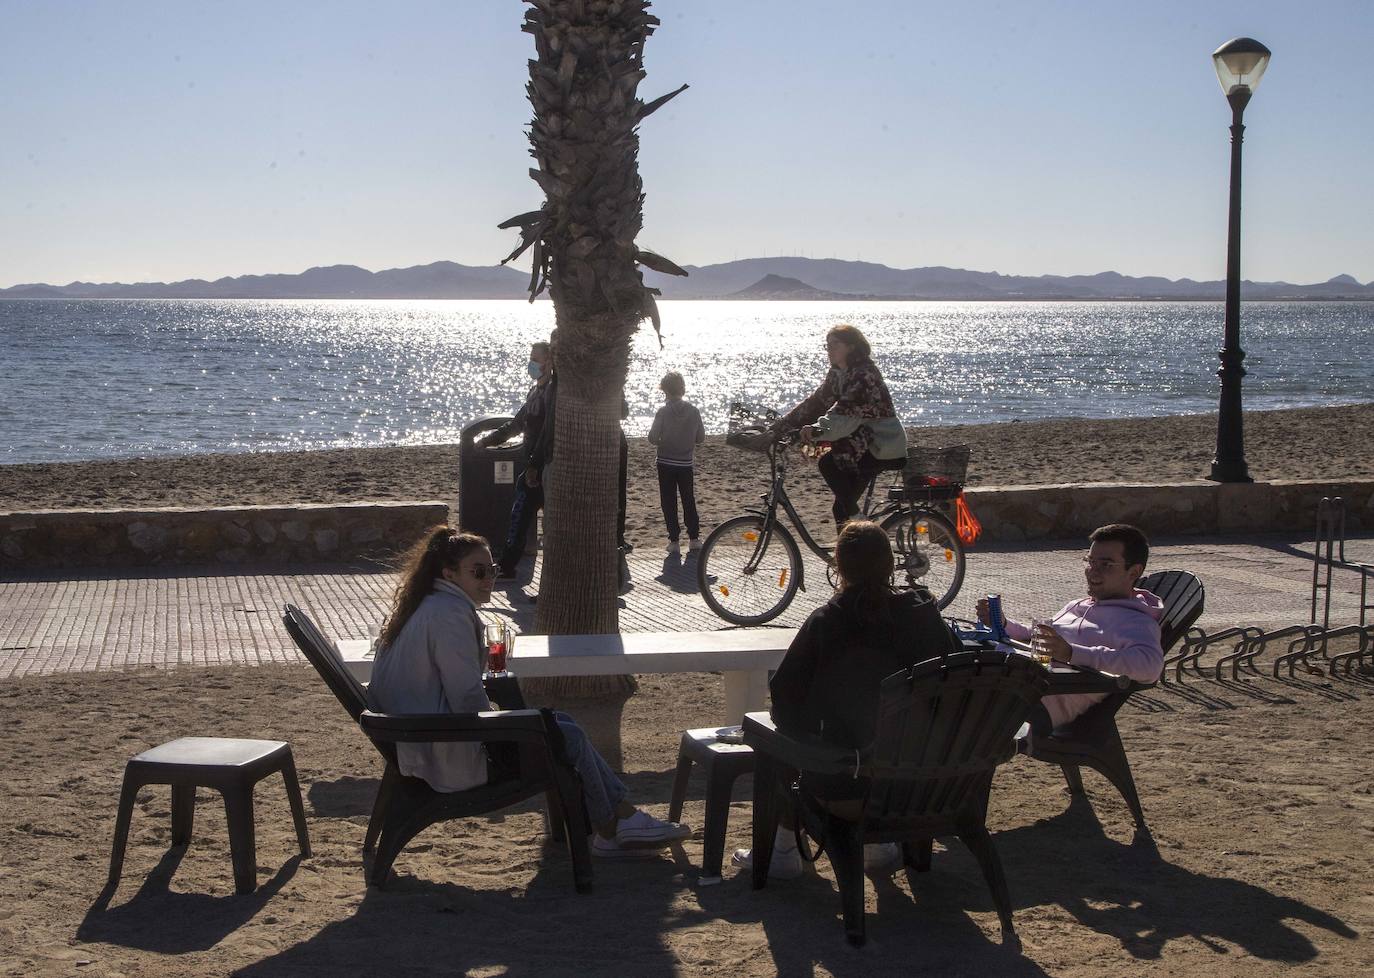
[485, 622, 508, 674]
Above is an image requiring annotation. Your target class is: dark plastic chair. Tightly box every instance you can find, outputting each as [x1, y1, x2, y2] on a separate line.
[667, 725, 756, 885]
[1022, 569, 1204, 833]
[107, 737, 310, 895]
[281, 603, 593, 892]
[744, 650, 1048, 947]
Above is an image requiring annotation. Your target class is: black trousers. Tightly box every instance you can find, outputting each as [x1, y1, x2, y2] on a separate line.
[818, 451, 887, 528]
[498, 469, 544, 574]
[656, 462, 700, 542]
[618, 431, 628, 546]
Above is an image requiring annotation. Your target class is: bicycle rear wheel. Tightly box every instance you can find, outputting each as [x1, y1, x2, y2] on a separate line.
[697, 515, 803, 626]
[880, 508, 965, 609]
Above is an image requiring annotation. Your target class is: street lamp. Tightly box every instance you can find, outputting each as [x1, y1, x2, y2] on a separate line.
[1207, 37, 1271, 484]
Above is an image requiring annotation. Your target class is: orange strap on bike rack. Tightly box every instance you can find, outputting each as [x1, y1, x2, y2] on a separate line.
[955, 491, 982, 546]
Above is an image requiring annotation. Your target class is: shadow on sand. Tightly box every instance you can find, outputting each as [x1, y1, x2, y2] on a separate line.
[78, 788, 1356, 976]
[80, 848, 302, 954]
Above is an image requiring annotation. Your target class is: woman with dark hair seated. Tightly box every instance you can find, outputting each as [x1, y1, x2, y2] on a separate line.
[732, 520, 958, 878]
[368, 526, 690, 857]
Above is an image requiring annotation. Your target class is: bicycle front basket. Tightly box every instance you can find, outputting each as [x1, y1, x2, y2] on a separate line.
[904, 445, 970, 489]
[725, 400, 778, 453]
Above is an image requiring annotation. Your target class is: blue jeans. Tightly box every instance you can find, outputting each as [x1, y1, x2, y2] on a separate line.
[553, 711, 626, 829]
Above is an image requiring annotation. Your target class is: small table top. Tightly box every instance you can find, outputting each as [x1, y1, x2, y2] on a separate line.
[131, 737, 290, 768]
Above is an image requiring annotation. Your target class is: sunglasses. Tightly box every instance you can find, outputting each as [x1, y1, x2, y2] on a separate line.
[466, 562, 499, 581]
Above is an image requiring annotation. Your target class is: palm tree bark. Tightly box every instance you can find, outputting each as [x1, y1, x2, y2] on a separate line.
[501, 0, 687, 696]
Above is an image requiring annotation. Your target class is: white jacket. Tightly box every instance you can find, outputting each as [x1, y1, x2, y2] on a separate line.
[367, 579, 492, 791]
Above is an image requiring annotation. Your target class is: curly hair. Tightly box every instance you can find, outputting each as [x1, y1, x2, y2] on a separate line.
[826, 323, 871, 362]
[377, 525, 489, 650]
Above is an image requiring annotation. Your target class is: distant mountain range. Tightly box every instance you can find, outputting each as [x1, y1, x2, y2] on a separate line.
[3, 257, 1371, 301]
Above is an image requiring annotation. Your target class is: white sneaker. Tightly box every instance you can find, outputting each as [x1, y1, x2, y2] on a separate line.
[731, 844, 803, 880]
[614, 810, 691, 849]
[688, 537, 702, 552]
[592, 834, 662, 859]
[864, 842, 902, 875]
[666, 541, 682, 556]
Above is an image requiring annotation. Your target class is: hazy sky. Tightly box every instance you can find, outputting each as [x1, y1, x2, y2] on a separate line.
[3, 0, 1371, 288]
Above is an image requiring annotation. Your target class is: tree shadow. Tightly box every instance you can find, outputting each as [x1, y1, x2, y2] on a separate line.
[80, 848, 301, 953]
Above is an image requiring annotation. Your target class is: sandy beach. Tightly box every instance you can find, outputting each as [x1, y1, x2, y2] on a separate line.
[3, 659, 1372, 977]
[4, 403, 1373, 550]
[2, 402, 1373, 975]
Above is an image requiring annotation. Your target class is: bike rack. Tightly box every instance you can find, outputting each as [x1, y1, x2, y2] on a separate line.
[1310, 495, 1373, 629]
[1328, 625, 1373, 675]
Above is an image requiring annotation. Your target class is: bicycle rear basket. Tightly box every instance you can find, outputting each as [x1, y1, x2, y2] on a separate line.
[725, 400, 778, 453]
[903, 444, 970, 489]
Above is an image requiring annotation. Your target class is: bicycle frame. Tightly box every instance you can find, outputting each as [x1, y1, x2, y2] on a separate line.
[736, 438, 953, 594]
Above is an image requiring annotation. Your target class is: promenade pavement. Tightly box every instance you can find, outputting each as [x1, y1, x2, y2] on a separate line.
[1, 531, 1370, 680]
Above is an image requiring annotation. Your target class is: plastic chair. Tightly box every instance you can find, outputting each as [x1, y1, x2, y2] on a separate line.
[281, 603, 592, 892]
[745, 650, 1047, 947]
[667, 726, 755, 885]
[108, 737, 310, 895]
[1021, 570, 1203, 833]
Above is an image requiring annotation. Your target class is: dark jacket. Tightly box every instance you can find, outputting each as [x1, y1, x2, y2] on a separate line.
[486, 381, 550, 461]
[769, 587, 958, 750]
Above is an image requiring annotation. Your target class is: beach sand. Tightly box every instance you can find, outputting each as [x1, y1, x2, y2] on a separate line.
[2, 403, 1373, 975]
[4, 403, 1374, 550]
[3, 660, 1372, 977]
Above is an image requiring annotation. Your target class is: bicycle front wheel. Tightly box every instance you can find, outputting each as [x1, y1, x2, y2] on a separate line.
[881, 508, 966, 609]
[697, 515, 803, 626]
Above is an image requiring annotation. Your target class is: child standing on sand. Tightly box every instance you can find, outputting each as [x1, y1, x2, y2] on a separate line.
[648, 371, 706, 556]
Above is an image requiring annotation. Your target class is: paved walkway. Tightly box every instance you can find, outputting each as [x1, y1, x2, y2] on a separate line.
[1, 532, 1370, 679]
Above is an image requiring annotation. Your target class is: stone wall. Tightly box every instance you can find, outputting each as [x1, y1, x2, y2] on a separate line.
[0, 502, 450, 571]
[963, 479, 1373, 542]
[1, 480, 1369, 571]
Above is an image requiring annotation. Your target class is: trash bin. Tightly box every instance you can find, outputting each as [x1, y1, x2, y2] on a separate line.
[458, 416, 527, 549]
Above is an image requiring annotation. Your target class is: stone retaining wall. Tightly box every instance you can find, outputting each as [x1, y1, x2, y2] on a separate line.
[0, 502, 450, 570]
[1, 480, 1369, 571]
[964, 479, 1372, 542]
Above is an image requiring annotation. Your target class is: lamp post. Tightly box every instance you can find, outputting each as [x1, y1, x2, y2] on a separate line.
[1207, 37, 1271, 484]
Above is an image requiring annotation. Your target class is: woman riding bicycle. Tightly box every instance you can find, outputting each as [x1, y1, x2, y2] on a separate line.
[774, 324, 907, 531]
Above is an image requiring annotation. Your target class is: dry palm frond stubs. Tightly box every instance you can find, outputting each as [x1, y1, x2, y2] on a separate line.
[500, 0, 688, 364]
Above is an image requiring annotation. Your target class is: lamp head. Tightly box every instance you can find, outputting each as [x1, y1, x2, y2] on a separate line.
[1213, 37, 1271, 97]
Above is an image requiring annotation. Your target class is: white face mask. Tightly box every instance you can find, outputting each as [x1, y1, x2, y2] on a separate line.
[527, 361, 543, 381]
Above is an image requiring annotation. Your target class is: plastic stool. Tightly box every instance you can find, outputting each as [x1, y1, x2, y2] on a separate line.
[667, 726, 756, 885]
[107, 737, 311, 894]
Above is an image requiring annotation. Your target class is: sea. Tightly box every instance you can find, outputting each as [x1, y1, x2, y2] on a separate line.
[1, 298, 1370, 465]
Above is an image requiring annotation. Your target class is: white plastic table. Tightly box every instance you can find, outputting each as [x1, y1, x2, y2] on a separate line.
[337, 628, 795, 724]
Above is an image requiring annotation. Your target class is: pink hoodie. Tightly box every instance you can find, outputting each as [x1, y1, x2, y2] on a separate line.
[1006, 588, 1164, 728]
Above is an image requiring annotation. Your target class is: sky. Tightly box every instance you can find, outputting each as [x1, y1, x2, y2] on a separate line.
[2, 0, 1371, 289]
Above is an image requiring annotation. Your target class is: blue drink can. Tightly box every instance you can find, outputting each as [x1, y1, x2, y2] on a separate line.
[986, 593, 1008, 643]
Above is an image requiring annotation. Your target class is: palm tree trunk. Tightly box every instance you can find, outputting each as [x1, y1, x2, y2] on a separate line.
[501, 0, 687, 696]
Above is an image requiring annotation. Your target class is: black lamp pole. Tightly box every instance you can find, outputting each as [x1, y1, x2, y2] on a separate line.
[1208, 88, 1253, 483]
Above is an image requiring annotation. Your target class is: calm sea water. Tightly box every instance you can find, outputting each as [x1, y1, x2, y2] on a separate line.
[1, 298, 1370, 464]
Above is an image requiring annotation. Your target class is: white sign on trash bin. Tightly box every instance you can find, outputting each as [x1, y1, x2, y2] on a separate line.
[494, 460, 515, 485]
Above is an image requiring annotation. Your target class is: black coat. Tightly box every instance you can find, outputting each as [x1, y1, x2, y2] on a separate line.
[769, 587, 958, 750]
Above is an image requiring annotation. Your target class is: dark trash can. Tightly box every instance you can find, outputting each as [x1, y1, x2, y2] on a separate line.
[458, 416, 527, 549]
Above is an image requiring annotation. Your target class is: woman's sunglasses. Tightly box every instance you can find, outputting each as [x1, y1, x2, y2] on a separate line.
[467, 563, 499, 581]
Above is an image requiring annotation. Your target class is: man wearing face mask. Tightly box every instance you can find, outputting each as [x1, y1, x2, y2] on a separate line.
[479, 340, 552, 580]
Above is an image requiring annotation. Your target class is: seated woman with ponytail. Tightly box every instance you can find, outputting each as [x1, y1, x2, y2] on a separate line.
[732, 520, 958, 878]
[368, 526, 691, 857]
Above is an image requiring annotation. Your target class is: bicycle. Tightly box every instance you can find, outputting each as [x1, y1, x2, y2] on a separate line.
[696, 406, 972, 626]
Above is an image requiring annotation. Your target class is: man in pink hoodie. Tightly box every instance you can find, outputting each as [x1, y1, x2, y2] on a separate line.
[978, 523, 1164, 732]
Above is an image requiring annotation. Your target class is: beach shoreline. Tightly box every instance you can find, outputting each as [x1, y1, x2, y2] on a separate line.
[5, 403, 1373, 548]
